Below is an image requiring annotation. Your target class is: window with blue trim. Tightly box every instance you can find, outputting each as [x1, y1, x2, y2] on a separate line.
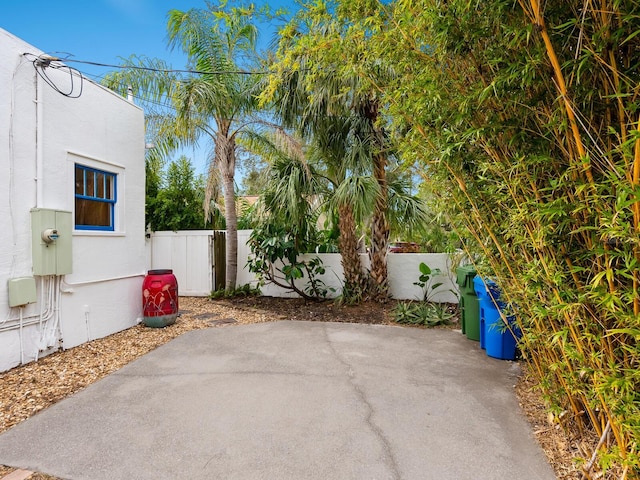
[75, 164, 116, 231]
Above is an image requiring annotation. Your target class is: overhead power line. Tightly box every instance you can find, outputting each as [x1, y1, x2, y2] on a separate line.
[25, 53, 271, 76]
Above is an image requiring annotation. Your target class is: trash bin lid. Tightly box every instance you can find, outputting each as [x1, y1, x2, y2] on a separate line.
[455, 265, 477, 287]
[473, 275, 506, 306]
[473, 275, 487, 298]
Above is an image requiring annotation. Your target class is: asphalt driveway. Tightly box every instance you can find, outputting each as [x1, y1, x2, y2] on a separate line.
[0, 321, 555, 480]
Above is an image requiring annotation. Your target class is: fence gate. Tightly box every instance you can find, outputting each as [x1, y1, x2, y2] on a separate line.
[148, 231, 213, 296]
[211, 230, 226, 291]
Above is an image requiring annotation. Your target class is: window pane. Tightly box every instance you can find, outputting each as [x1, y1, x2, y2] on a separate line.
[75, 198, 111, 227]
[86, 171, 95, 197]
[75, 166, 84, 195]
[106, 175, 114, 200]
[96, 173, 105, 198]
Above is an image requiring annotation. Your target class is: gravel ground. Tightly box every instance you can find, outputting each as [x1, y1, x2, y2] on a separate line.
[0, 296, 580, 479]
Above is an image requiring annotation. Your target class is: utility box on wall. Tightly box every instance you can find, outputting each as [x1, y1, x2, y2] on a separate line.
[7, 277, 37, 307]
[31, 208, 72, 275]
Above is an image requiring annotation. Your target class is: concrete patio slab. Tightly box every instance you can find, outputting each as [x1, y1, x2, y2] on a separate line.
[0, 321, 555, 480]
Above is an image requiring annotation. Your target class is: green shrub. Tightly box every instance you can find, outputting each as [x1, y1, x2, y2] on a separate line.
[210, 284, 260, 299]
[393, 301, 453, 327]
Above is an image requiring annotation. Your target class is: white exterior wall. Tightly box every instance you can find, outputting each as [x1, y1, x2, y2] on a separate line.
[388, 253, 459, 303]
[150, 230, 458, 303]
[257, 253, 348, 299]
[258, 252, 457, 303]
[0, 29, 146, 372]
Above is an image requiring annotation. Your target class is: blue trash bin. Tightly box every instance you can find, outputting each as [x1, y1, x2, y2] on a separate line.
[473, 275, 520, 360]
[472, 276, 488, 349]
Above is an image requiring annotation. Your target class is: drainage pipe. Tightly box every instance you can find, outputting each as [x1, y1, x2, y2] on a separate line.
[19, 307, 24, 365]
[35, 63, 43, 208]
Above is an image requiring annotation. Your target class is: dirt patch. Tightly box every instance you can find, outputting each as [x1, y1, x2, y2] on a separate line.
[0, 296, 578, 480]
[214, 295, 399, 324]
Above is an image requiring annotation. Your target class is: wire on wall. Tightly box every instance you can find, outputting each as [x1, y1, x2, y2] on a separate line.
[24, 53, 84, 98]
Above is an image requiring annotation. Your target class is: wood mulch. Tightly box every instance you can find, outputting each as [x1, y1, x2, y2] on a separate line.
[0, 296, 579, 479]
[515, 368, 583, 479]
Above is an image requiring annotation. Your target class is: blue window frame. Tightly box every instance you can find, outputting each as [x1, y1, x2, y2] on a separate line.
[74, 164, 117, 231]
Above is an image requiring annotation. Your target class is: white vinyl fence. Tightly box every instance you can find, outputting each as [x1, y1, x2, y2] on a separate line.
[147, 230, 459, 303]
[147, 230, 215, 296]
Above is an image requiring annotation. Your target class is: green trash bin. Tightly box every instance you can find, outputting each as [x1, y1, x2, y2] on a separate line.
[455, 265, 480, 341]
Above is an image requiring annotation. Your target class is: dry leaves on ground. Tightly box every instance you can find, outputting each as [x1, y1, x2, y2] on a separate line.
[1, 298, 230, 435]
[516, 367, 583, 479]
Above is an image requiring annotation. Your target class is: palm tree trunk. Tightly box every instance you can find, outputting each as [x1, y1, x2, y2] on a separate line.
[369, 150, 390, 301]
[223, 172, 238, 290]
[338, 203, 367, 300]
[362, 98, 390, 302]
[216, 128, 238, 290]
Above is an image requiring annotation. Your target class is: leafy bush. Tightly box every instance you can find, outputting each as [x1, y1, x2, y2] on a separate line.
[210, 284, 260, 299]
[367, 0, 640, 472]
[246, 225, 334, 301]
[393, 301, 454, 327]
[413, 262, 444, 302]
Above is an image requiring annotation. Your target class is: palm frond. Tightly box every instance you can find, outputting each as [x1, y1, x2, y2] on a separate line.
[387, 177, 430, 236]
[101, 55, 179, 108]
[332, 176, 380, 224]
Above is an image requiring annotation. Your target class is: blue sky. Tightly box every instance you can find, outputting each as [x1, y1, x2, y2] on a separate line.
[1, 0, 295, 175]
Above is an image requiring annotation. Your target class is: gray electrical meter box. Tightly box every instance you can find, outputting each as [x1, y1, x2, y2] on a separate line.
[31, 208, 73, 275]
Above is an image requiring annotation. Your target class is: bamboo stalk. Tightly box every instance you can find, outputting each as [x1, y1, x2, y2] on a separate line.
[597, 391, 627, 460]
[632, 115, 640, 315]
[372, 1, 638, 471]
[583, 421, 612, 475]
[519, 0, 594, 185]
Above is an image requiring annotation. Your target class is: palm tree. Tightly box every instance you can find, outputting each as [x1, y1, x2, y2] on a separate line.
[266, 48, 428, 302]
[268, 61, 372, 301]
[104, 5, 262, 290]
[242, 128, 321, 244]
[271, 39, 409, 300]
[350, 95, 391, 301]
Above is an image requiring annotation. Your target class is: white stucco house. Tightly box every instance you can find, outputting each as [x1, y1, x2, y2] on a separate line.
[0, 29, 146, 372]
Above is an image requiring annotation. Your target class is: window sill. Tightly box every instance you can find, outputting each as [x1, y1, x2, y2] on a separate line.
[73, 230, 126, 237]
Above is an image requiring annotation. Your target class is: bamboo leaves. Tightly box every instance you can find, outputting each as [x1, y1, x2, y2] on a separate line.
[345, 0, 640, 475]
